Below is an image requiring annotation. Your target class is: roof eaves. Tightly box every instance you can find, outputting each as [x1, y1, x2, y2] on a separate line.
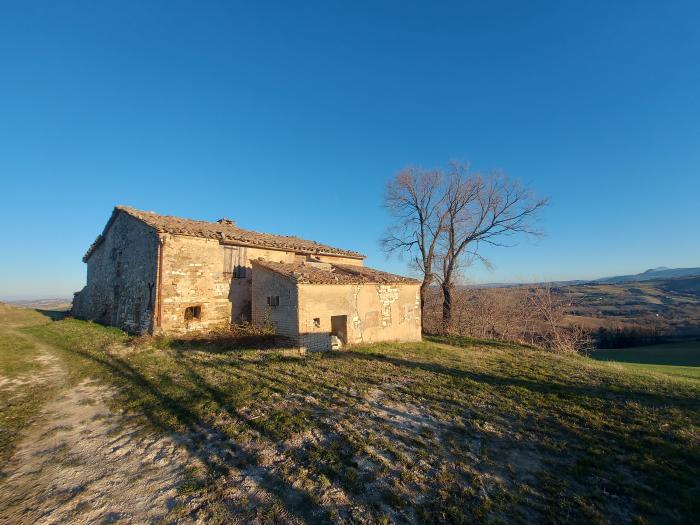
[221, 238, 365, 259]
[83, 206, 158, 262]
[251, 259, 300, 282]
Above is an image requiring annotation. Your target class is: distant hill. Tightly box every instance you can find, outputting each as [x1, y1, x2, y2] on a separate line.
[594, 266, 700, 284]
[465, 270, 700, 343]
[6, 298, 72, 311]
[558, 275, 700, 340]
[476, 266, 700, 288]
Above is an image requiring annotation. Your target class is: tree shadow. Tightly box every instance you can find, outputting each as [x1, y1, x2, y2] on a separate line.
[35, 309, 69, 322]
[41, 329, 700, 524]
[425, 333, 533, 350]
[331, 350, 700, 408]
[152, 331, 300, 354]
[63, 345, 367, 524]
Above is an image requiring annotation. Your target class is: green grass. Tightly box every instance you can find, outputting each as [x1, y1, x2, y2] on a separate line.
[591, 342, 700, 381]
[0, 308, 62, 466]
[0, 331, 43, 378]
[0, 305, 125, 467]
[2, 308, 699, 524]
[606, 362, 700, 381]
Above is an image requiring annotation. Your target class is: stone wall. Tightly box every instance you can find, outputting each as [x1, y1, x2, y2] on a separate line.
[228, 246, 299, 322]
[158, 236, 300, 333]
[74, 213, 367, 336]
[72, 213, 159, 334]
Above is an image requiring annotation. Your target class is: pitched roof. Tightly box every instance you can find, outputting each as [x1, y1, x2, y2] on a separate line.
[84, 206, 365, 261]
[252, 259, 419, 285]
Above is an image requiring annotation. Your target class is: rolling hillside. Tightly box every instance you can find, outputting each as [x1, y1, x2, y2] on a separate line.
[561, 275, 700, 339]
[594, 266, 700, 284]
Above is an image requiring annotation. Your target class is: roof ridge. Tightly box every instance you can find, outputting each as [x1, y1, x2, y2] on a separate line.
[83, 206, 365, 261]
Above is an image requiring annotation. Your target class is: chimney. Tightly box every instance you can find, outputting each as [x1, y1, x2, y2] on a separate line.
[217, 218, 236, 227]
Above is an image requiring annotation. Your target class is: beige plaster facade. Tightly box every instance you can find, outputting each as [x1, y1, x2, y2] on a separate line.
[297, 283, 422, 350]
[251, 262, 422, 351]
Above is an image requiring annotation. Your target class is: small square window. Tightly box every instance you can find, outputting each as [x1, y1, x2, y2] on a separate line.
[184, 305, 202, 321]
[267, 296, 280, 307]
[313, 318, 320, 328]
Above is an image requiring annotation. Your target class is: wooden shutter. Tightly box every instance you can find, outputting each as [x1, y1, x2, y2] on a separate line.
[223, 246, 236, 275]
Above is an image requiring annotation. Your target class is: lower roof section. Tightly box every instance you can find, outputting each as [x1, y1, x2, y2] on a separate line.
[252, 259, 419, 285]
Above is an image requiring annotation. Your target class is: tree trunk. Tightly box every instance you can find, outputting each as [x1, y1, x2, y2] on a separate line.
[441, 282, 453, 332]
[419, 276, 432, 333]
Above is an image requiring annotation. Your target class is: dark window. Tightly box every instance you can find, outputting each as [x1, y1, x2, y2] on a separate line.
[313, 317, 321, 328]
[266, 296, 280, 307]
[184, 305, 202, 321]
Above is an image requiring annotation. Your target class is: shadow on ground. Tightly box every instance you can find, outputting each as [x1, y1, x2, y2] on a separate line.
[21, 320, 700, 524]
[35, 309, 69, 322]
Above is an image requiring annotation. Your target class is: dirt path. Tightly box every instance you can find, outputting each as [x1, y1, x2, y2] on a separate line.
[0, 331, 196, 525]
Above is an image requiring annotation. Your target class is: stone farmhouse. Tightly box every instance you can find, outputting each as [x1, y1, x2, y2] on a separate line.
[72, 206, 422, 350]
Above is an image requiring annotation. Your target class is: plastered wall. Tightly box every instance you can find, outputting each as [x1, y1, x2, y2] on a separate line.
[251, 269, 422, 351]
[297, 283, 422, 350]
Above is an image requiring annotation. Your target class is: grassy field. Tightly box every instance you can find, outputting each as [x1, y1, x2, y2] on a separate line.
[591, 342, 700, 381]
[1, 307, 699, 524]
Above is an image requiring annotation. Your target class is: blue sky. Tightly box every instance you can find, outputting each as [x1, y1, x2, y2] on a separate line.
[1, 1, 699, 299]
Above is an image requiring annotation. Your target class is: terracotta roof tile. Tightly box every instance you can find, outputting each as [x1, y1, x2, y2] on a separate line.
[84, 206, 365, 261]
[252, 259, 419, 285]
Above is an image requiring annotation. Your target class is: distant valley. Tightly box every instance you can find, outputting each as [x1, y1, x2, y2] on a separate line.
[559, 275, 700, 341]
[5, 298, 72, 311]
[463, 268, 700, 346]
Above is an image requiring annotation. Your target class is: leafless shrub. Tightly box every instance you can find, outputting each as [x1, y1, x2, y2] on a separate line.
[130, 322, 278, 351]
[527, 286, 594, 354]
[425, 285, 593, 354]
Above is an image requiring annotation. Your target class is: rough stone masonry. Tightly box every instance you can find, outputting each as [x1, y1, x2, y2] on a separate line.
[73, 206, 421, 350]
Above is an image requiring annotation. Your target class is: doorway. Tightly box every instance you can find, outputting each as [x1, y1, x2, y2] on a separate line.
[330, 315, 348, 345]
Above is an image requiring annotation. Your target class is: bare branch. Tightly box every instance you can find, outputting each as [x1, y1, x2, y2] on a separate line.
[435, 164, 548, 328]
[382, 167, 451, 324]
[382, 162, 547, 331]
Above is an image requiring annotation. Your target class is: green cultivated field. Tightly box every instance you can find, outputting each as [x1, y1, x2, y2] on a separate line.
[1, 305, 699, 524]
[591, 342, 700, 381]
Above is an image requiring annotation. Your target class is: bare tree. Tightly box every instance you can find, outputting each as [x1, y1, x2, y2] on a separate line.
[437, 164, 548, 329]
[381, 168, 449, 324]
